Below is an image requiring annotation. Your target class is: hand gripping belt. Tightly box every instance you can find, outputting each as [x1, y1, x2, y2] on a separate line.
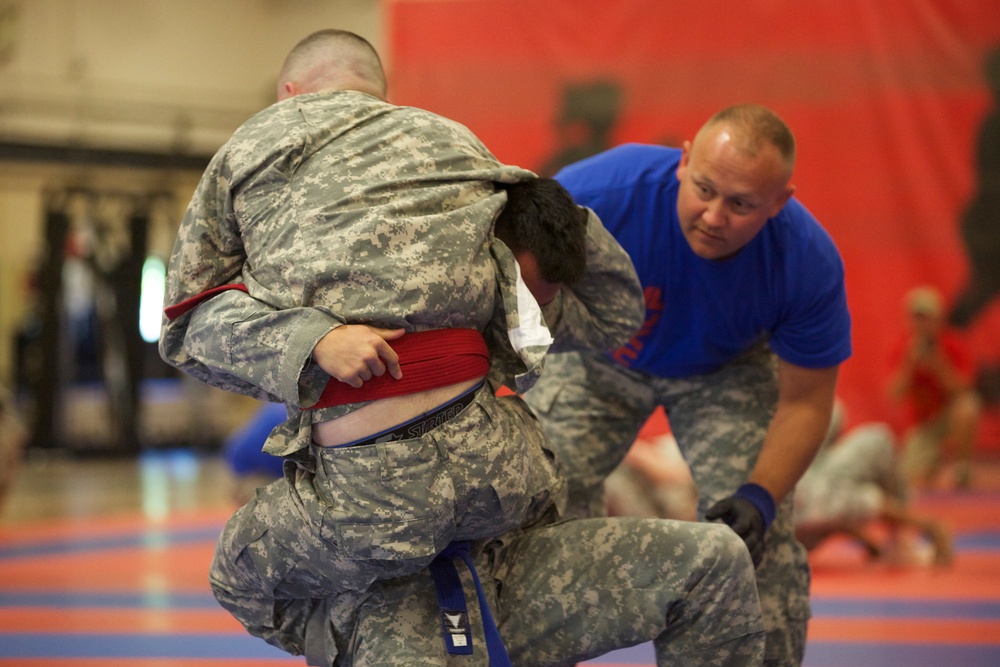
[164, 284, 491, 408]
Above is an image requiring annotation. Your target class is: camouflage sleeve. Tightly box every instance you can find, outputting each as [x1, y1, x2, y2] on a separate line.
[158, 149, 340, 406]
[174, 288, 341, 406]
[542, 207, 644, 353]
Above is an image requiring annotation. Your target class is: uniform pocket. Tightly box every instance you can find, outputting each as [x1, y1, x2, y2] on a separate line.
[212, 493, 303, 597]
[333, 514, 441, 561]
[316, 441, 456, 563]
[450, 395, 554, 537]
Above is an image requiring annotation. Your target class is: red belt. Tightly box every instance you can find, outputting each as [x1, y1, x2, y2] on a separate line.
[164, 286, 489, 409]
[164, 284, 249, 321]
[311, 328, 490, 409]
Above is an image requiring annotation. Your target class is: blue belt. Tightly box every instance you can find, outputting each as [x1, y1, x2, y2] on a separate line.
[429, 541, 512, 666]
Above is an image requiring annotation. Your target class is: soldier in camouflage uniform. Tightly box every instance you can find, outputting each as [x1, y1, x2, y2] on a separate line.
[524, 106, 853, 666]
[160, 29, 765, 666]
[794, 410, 952, 565]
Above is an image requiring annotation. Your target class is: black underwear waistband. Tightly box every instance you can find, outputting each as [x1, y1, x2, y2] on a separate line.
[334, 382, 483, 448]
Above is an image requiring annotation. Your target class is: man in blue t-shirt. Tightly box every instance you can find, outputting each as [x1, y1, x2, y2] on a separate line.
[524, 104, 851, 667]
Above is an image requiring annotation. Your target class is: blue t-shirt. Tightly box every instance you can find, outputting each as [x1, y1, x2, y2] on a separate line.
[556, 143, 852, 377]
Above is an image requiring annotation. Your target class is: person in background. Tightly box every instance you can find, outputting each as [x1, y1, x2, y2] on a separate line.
[0, 385, 26, 512]
[604, 428, 699, 522]
[221, 400, 286, 505]
[160, 29, 765, 666]
[524, 104, 852, 667]
[793, 405, 953, 566]
[887, 285, 983, 490]
[604, 402, 954, 567]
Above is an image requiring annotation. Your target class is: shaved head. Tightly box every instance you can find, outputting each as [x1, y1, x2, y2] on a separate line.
[276, 29, 386, 101]
[676, 104, 797, 259]
[697, 104, 796, 180]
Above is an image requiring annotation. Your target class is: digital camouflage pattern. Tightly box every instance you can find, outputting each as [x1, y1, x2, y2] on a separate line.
[155, 88, 770, 667]
[209, 386, 567, 660]
[160, 89, 533, 415]
[524, 342, 810, 667]
[794, 422, 903, 528]
[159, 89, 644, 455]
[222, 512, 766, 666]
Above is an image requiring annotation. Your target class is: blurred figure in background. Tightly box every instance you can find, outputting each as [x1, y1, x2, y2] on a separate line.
[887, 286, 982, 490]
[0, 385, 27, 512]
[605, 401, 954, 567]
[605, 429, 697, 522]
[222, 401, 285, 506]
[793, 403, 953, 567]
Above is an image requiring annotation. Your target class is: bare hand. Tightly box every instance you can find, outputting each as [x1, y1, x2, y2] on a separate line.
[311, 325, 405, 388]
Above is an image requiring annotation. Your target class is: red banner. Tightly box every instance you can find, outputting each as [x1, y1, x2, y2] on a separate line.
[387, 0, 1000, 450]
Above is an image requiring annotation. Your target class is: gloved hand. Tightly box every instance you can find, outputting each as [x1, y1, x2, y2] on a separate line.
[705, 483, 775, 568]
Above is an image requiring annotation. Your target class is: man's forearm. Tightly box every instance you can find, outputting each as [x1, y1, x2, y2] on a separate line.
[162, 288, 341, 406]
[747, 363, 839, 503]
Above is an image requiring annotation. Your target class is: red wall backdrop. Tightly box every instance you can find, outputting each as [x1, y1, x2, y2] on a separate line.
[385, 0, 1000, 452]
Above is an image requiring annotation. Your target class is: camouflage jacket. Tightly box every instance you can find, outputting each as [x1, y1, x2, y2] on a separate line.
[159, 90, 643, 455]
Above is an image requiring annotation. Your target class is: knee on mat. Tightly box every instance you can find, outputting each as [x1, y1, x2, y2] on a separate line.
[701, 521, 757, 572]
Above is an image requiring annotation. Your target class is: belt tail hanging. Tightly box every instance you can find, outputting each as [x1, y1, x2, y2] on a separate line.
[429, 544, 474, 655]
[429, 541, 513, 667]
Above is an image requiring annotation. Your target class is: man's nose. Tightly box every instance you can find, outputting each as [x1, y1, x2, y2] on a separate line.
[702, 199, 725, 227]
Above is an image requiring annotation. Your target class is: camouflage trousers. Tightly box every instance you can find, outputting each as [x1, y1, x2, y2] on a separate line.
[795, 423, 902, 532]
[523, 344, 810, 667]
[209, 385, 563, 657]
[220, 513, 763, 666]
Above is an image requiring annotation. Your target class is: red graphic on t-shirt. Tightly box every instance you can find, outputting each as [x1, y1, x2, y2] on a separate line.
[613, 287, 663, 367]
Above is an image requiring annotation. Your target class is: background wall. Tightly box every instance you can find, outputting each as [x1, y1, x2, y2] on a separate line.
[0, 0, 384, 156]
[0, 0, 382, 397]
[2, 0, 999, 454]
[386, 0, 1000, 451]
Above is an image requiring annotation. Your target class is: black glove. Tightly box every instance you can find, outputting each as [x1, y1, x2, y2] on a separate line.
[705, 483, 775, 568]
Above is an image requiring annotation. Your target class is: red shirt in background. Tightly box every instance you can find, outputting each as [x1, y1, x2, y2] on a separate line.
[889, 330, 975, 427]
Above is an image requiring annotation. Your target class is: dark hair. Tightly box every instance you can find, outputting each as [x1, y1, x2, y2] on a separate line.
[494, 178, 587, 286]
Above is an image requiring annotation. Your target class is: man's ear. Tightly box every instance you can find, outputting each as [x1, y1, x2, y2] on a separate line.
[769, 184, 795, 218]
[277, 81, 298, 101]
[676, 140, 693, 181]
